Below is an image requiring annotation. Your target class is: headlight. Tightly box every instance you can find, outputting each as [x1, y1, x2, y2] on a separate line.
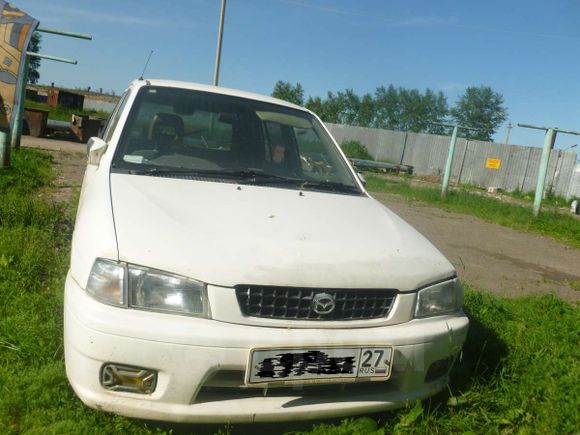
[128, 265, 208, 316]
[85, 259, 209, 317]
[415, 279, 463, 318]
[87, 259, 125, 306]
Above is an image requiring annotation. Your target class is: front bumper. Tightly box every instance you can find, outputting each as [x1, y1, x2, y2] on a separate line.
[64, 273, 469, 423]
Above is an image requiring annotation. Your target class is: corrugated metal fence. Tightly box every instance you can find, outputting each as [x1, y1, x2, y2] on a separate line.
[325, 123, 580, 199]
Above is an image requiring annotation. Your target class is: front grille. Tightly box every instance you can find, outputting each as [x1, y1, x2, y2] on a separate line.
[235, 286, 397, 321]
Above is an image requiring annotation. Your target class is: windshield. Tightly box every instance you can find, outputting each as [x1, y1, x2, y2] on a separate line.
[111, 86, 362, 195]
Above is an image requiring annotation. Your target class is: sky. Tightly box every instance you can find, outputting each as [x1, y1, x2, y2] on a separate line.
[14, 0, 580, 151]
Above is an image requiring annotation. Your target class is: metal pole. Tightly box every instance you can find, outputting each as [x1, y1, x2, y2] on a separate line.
[399, 131, 408, 165]
[36, 26, 92, 40]
[213, 0, 227, 86]
[533, 128, 557, 216]
[26, 52, 77, 64]
[551, 150, 563, 196]
[11, 56, 29, 149]
[457, 139, 470, 184]
[505, 122, 512, 145]
[521, 147, 532, 192]
[0, 130, 9, 168]
[441, 125, 459, 198]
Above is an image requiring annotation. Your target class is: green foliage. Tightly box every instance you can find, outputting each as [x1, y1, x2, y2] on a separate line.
[305, 89, 376, 127]
[293, 289, 579, 435]
[271, 80, 305, 106]
[366, 176, 580, 249]
[274, 81, 509, 142]
[340, 140, 373, 160]
[373, 85, 448, 134]
[0, 150, 150, 434]
[0, 148, 53, 194]
[450, 86, 507, 141]
[299, 417, 382, 434]
[508, 188, 570, 208]
[27, 32, 41, 85]
[24, 100, 110, 121]
[304, 85, 448, 133]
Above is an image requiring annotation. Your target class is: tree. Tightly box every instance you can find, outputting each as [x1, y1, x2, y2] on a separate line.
[307, 91, 346, 124]
[305, 96, 324, 117]
[287, 82, 450, 133]
[27, 32, 41, 84]
[357, 93, 375, 127]
[373, 85, 400, 130]
[450, 86, 507, 141]
[373, 85, 448, 133]
[271, 80, 304, 106]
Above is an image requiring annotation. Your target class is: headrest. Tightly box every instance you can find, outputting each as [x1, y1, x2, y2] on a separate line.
[148, 112, 184, 144]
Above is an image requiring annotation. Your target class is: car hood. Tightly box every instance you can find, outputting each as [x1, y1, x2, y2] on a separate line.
[110, 174, 455, 290]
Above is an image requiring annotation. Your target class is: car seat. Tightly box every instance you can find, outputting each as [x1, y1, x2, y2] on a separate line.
[148, 112, 184, 153]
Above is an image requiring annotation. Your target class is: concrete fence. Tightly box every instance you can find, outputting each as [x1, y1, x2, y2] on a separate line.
[83, 98, 117, 114]
[325, 123, 579, 199]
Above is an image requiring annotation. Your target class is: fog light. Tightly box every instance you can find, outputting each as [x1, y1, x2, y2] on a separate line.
[100, 363, 157, 394]
[425, 356, 453, 382]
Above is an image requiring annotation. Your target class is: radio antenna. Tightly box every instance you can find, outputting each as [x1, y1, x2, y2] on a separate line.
[139, 50, 154, 80]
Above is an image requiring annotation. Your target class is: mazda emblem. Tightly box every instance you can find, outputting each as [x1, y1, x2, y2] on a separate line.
[311, 293, 336, 315]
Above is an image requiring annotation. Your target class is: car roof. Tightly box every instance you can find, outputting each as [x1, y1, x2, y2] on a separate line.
[129, 78, 307, 112]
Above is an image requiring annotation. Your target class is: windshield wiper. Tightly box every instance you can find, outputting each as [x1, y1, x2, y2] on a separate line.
[128, 167, 227, 177]
[126, 167, 301, 185]
[226, 170, 302, 185]
[299, 180, 361, 194]
[125, 167, 360, 194]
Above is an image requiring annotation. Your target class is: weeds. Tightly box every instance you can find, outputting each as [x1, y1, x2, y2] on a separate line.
[366, 175, 580, 249]
[340, 140, 374, 160]
[294, 289, 580, 434]
[24, 100, 110, 122]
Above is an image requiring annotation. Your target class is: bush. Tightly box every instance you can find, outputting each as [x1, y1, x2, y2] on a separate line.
[340, 140, 373, 160]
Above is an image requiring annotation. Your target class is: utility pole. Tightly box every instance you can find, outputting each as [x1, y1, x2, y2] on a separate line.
[213, 0, 227, 86]
[504, 121, 512, 145]
[517, 123, 580, 216]
[433, 122, 478, 198]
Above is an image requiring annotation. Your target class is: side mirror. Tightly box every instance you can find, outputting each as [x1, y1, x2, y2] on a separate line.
[87, 137, 108, 166]
[357, 172, 367, 187]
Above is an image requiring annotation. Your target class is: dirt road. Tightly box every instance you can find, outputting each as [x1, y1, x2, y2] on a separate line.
[372, 192, 580, 301]
[23, 136, 580, 301]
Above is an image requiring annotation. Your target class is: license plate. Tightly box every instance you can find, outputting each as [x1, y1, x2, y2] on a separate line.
[246, 346, 393, 385]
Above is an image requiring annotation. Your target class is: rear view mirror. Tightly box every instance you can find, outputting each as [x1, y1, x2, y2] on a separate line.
[357, 172, 367, 187]
[87, 137, 108, 166]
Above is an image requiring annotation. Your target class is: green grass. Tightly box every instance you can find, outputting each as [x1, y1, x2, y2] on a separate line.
[1, 151, 578, 434]
[460, 183, 572, 208]
[367, 175, 580, 250]
[24, 100, 110, 122]
[302, 289, 580, 434]
[507, 188, 572, 208]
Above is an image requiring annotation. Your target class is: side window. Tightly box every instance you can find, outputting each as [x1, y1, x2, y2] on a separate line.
[102, 91, 131, 142]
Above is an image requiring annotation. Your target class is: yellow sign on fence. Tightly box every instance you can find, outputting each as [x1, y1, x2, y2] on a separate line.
[485, 158, 501, 170]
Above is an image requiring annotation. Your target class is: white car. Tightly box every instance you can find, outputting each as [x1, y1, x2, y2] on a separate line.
[64, 79, 469, 424]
